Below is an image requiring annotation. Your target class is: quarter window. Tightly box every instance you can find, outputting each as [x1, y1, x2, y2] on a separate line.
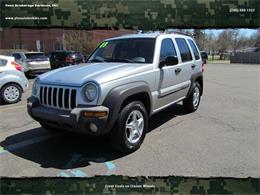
[188, 39, 200, 60]
[176, 38, 192, 62]
[0, 59, 7, 67]
[160, 38, 177, 63]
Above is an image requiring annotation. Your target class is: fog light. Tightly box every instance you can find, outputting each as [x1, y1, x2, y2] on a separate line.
[89, 123, 98, 132]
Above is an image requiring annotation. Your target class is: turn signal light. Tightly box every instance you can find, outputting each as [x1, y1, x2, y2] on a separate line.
[83, 111, 107, 118]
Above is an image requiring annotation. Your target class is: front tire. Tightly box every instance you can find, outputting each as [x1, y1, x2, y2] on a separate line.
[183, 82, 201, 113]
[110, 101, 148, 153]
[0, 83, 22, 104]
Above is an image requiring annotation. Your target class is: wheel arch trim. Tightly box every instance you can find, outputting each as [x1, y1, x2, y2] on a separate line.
[102, 82, 152, 132]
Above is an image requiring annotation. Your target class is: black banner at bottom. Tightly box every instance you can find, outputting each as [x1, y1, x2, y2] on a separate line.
[1, 176, 259, 194]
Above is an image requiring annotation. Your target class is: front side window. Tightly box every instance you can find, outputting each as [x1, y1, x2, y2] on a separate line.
[159, 38, 177, 63]
[88, 38, 155, 64]
[188, 39, 200, 60]
[176, 38, 192, 62]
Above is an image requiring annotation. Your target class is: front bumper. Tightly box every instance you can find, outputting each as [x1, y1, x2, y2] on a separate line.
[27, 97, 110, 135]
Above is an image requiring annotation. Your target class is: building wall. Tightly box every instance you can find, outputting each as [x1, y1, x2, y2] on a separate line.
[0, 28, 132, 53]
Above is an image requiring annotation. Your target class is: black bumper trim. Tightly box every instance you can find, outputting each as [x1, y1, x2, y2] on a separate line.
[27, 96, 110, 135]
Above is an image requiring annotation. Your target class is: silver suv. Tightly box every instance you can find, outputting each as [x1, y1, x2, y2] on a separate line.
[27, 32, 203, 153]
[12, 52, 51, 77]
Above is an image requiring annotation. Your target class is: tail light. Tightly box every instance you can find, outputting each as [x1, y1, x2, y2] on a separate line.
[11, 61, 23, 71]
[65, 56, 74, 64]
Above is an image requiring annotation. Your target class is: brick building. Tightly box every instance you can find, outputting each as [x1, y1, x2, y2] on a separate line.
[0, 28, 133, 54]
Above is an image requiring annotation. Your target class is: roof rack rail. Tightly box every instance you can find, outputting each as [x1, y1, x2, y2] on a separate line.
[164, 29, 191, 36]
[135, 29, 192, 36]
[136, 30, 163, 34]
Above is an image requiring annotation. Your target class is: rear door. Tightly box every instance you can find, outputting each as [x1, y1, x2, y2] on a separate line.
[174, 37, 195, 91]
[187, 39, 202, 73]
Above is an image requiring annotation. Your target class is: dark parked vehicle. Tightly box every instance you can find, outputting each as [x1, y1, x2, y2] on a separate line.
[49, 51, 85, 69]
[200, 51, 208, 64]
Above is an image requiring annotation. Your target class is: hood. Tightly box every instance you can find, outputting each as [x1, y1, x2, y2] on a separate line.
[39, 63, 152, 87]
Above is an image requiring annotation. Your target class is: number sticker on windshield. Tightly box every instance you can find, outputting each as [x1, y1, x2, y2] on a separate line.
[99, 42, 109, 48]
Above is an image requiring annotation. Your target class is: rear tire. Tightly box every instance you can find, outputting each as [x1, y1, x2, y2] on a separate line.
[183, 82, 201, 113]
[0, 83, 22, 104]
[109, 101, 148, 153]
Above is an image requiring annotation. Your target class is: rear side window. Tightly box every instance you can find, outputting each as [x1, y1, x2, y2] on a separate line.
[175, 38, 192, 62]
[0, 59, 8, 66]
[188, 39, 200, 60]
[160, 38, 177, 62]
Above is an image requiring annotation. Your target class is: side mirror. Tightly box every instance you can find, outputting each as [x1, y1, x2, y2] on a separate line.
[159, 56, 178, 68]
[165, 56, 178, 66]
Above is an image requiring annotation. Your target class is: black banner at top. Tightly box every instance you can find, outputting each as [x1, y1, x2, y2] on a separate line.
[1, 0, 259, 29]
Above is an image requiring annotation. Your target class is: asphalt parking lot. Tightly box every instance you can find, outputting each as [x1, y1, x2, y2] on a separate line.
[0, 63, 259, 178]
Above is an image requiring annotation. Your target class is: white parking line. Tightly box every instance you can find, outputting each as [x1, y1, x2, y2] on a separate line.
[0, 133, 63, 155]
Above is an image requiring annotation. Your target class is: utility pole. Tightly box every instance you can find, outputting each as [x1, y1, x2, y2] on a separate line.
[62, 29, 66, 50]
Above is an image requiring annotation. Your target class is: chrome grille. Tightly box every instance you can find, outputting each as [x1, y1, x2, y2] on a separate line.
[39, 85, 77, 110]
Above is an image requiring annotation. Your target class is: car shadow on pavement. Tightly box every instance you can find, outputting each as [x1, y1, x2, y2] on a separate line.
[0, 104, 185, 170]
[148, 103, 186, 133]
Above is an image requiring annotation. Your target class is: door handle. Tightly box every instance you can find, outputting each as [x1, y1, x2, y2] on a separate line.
[175, 68, 182, 74]
[191, 64, 196, 69]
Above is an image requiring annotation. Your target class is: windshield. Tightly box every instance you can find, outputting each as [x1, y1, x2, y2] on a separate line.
[88, 38, 155, 64]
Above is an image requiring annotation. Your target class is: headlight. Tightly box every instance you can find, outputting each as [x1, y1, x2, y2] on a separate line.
[84, 83, 98, 102]
[32, 78, 39, 97]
